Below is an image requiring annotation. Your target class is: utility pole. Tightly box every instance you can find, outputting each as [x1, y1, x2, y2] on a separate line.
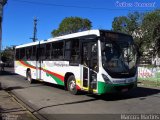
[30, 17, 38, 42]
[0, 0, 7, 64]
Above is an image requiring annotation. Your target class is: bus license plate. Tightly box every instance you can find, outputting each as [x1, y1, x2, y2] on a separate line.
[122, 88, 128, 92]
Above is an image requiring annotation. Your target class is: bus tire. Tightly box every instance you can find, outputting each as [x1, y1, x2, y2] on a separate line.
[26, 70, 33, 84]
[67, 75, 78, 95]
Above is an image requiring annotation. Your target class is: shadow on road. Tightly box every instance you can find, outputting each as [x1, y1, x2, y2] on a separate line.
[41, 82, 65, 91]
[88, 87, 160, 101]
[0, 70, 17, 76]
[4, 86, 24, 91]
[2, 85, 46, 92]
[31, 87, 160, 115]
[32, 98, 99, 113]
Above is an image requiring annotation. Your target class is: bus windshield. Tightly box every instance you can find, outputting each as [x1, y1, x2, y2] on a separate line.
[101, 32, 137, 78]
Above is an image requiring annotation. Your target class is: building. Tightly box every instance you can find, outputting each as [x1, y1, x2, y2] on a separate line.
[0, 0, 7, 63]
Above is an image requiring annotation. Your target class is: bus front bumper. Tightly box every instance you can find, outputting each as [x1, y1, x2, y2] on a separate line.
[98, 81, 137, 95]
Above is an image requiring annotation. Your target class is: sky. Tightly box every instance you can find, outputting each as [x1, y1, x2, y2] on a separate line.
[2, 0, 160, 49]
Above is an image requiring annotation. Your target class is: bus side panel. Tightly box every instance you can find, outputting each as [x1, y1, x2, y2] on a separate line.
[15, 61, 26, 77]
[14, 60, 37, 80]
[39, 61, 81, 88]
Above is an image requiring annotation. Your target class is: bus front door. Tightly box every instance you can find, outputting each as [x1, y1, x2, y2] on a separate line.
[81, 41, 98, 93]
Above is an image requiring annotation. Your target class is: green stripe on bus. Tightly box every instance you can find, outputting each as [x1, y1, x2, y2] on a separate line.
[98, 81, 108, 94]
[46, 73, 64, 86]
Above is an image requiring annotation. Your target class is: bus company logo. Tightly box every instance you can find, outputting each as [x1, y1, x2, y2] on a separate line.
[53, 62, 69, 67]
[115, 1, 156, 8]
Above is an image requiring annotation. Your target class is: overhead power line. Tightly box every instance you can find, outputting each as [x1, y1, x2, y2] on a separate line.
[12, 0, 156, 11]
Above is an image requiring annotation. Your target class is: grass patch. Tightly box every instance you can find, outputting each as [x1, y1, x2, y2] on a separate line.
[139, 78, 160, 81]
[138, 80, 160, 87]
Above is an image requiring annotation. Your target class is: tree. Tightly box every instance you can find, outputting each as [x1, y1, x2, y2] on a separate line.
[141, 10, 160, 57]
[153, 23, 160, 57]
[51, 17, 92, 37]
[112, 12, 144, 56]
[112, 16, 129, 34]
[1, 46, 14, 66]
[112, 10, 160, 65]
[112, 12, 142, 34]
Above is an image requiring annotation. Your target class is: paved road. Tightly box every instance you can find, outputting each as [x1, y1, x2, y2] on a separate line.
[0, 68, 160, 120]
[0, 90, 37, 120]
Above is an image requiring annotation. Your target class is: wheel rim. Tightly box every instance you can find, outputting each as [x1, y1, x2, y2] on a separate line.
[69, 80, 76, 91]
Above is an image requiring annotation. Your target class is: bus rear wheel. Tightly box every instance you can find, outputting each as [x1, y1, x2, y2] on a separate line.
[67, 75, 78, 95]
[26, 70, 33, 84]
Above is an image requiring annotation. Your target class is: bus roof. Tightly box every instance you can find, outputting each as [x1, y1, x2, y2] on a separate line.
[15, 29, 100, 49]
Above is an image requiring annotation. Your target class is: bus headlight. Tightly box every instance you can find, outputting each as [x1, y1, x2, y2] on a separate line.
[102, 74, 112, 84]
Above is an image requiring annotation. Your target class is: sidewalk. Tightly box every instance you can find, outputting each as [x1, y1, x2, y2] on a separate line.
[0, 88, 37, 120]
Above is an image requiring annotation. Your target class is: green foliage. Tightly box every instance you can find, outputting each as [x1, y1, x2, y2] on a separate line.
[154, 23, 160, 56]
[112, 12, 144, 56]
[51, 17, 92, 37]
[112, 10, 160, 58]
[112, 12, 142, 35]
[1, 47, 14, 63]
[141, 10, 160, 56]
[112, 16, 129, 34]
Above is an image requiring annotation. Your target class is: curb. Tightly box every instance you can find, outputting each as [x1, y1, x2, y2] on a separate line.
[1, 83, 47, 120]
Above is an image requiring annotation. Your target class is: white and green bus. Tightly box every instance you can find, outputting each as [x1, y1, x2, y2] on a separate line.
[15, 30, 138, 95]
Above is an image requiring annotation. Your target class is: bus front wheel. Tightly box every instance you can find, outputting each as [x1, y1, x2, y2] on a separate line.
[26, 70, 33, 84]
[67, 75, 78, 95]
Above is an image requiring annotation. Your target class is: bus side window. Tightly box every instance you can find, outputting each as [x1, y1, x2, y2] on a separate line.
[64, 39, 79, 65]
[26, 47, 32, 60]
[40, 44, 46, 60]
[82, 44, 89, 66]
[91, 43, 98, 72]
[45, 43, 51, 60]
[32, 45, 37, 61]
[51, 42, 63, 60]
[70, 39, 79, 64]
[20, 48, 25, 60]
[16, 49, 20, 60]
[64, 40, 71, 60]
